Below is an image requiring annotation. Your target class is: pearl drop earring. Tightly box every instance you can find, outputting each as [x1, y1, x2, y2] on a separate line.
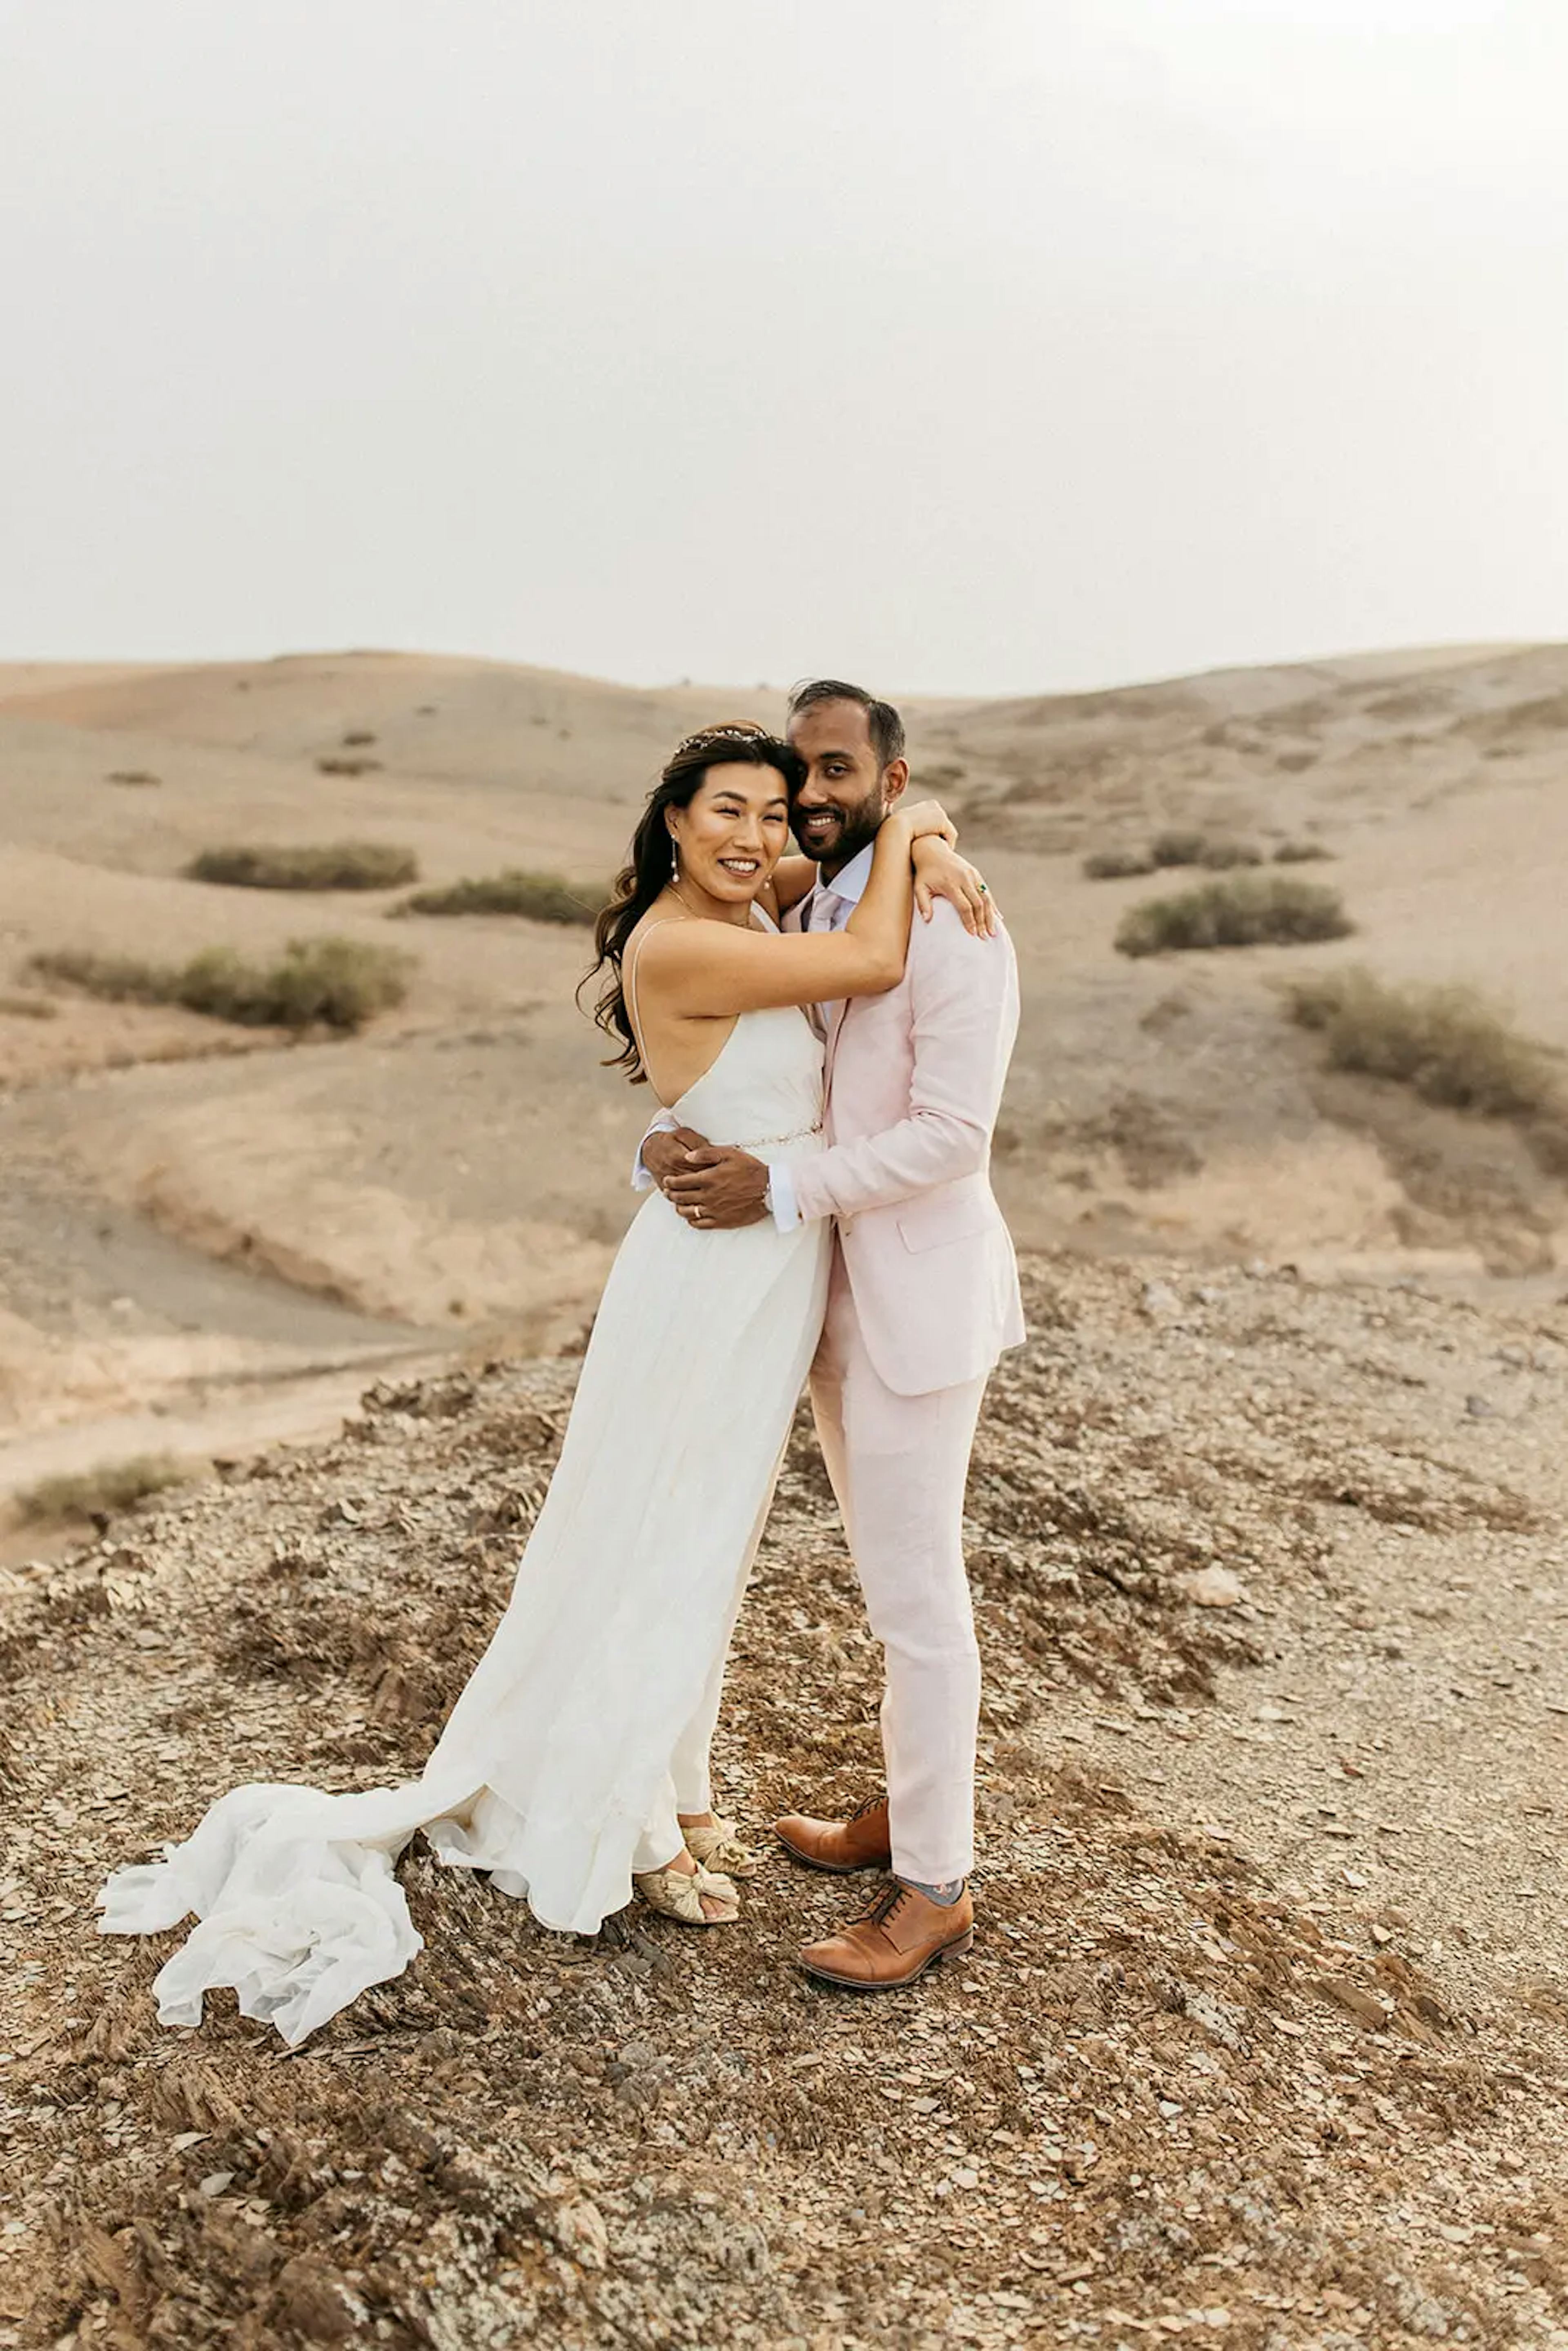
[670, 839, 679, 880]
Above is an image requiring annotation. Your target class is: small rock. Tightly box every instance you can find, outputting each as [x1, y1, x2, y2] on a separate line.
[1186, 1989, 1250, 2053]
[1140, 1280, 1182, 1318]
[1465, 1394, 1495, 1418]
[1311, 1973, 1389, 2030]
[1185, 1566, 1245, 1610]
[550, 2195, 609, 2270]
[196, 2171, 234, 2198]
[270, 2256, 365, 2344]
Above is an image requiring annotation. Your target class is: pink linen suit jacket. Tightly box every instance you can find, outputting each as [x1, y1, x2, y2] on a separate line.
[784, 897, 1026, 1397]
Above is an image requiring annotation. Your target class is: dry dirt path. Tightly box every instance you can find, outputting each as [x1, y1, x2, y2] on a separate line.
[0, 1104, 437, 1527]
[2, 1256, 1568, 2350]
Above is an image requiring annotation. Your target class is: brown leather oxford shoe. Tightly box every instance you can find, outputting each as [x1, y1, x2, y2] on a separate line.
[774, 1794, 893, 1875]
[798, 1880, 975, 1990]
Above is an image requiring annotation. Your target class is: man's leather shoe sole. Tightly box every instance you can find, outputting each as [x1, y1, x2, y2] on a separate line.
[775, 1822, 891, 1875]
[799, 1924, 975, 1990]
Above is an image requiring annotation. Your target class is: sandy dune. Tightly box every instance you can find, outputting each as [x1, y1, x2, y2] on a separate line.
[2, 641, 1564, 1507]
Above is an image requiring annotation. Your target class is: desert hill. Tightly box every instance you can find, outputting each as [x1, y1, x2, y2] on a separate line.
[2, 641, 1565, 1519]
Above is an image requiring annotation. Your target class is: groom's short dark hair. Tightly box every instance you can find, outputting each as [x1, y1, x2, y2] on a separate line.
[787, 678, 906, 773]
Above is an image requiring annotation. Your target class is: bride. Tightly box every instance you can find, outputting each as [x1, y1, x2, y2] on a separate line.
[98, 721, 983, 2045]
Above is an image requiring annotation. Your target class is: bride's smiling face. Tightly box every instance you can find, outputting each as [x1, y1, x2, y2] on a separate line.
[667, 765, 792, 905]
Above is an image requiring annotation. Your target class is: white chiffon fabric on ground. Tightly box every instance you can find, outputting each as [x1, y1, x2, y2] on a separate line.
[99, 1000, 830, 2046]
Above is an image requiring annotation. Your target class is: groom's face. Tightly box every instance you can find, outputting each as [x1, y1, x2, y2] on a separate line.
[786, 700, 909, 879]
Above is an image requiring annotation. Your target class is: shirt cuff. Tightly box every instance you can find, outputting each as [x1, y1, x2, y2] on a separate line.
[632, 1109, 679, 1191]
[769, 1160, 804, 1232]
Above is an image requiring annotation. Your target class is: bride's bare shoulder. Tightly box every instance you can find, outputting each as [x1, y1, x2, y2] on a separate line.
[626, 902, 688, 958]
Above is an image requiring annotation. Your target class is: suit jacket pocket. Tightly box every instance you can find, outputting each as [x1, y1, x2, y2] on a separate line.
[895, 1193, 998, 1255]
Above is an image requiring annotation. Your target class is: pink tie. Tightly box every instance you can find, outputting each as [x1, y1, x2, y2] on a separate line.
[807, 887, 844, 1034]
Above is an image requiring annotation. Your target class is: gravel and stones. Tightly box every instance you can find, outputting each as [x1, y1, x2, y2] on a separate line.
[3, 1254, 1568, 2348]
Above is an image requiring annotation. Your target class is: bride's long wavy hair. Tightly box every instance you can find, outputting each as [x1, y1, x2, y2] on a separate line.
[584, 722, 803, 1082]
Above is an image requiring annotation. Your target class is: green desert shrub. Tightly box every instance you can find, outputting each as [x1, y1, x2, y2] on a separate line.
[1115, 873, 1353, 957]
[1147, 828, 1263, 872]
[29, 937, 411, 1032]
[1149, 827, 1212, 869]
[1287, 967, 1567, 1135]
[28, 950, 169, 1004]
[397, 869, 603, 925]
[1082, 847, 1156, 881]
[17, 1452, 193, 1525]
[1273, 838, 1334, 864]
[1193, 837, 1263, 870]
[186, 842, 417, 891]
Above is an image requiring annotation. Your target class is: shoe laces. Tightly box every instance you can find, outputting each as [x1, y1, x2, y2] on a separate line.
[860, 1881, 913, 1932]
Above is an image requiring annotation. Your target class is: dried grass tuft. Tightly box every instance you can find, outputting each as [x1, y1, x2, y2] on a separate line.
[29, 936, 412, 1032]
[1116, 874, 1353, 957]
[16, 1452, 194, 1525]
[397, 870, 603, 925]
[1081, 848, 1155, 881]
[1287, 966, 1568, 1171]
[186, 843, 417, 891]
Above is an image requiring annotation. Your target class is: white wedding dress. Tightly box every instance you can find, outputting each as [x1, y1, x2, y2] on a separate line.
[98, 989, 830, 2046]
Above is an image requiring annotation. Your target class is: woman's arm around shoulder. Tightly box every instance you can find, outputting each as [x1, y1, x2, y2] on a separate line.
[636, 806, 929, 1020]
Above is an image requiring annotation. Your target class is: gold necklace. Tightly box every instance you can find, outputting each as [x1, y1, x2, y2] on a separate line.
[666, 881, 758, 930]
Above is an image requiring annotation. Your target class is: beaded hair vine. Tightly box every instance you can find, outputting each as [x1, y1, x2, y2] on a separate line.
[670, 721, 775, 758]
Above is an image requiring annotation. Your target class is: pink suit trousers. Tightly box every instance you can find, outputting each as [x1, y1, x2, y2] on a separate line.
[784, 899, 1025, 1883]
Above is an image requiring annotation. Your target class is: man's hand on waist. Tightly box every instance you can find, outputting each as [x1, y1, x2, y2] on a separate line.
[641, 1125, 710, 1190]
[662, 1142, 771, 1229]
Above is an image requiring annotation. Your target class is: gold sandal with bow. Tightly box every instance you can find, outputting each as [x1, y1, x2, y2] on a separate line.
[634, 1857, 741, 1926]
[682, 1814, 765, 1879]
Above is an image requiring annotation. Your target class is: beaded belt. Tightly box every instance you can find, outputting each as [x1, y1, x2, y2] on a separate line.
[734, 1119, 824, 1150]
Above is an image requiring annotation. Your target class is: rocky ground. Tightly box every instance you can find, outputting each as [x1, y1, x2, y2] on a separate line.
[3, 1253, 1568, 2350]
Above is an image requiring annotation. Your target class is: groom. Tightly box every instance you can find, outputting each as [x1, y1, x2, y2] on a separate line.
[640, 678, 1024, 1989]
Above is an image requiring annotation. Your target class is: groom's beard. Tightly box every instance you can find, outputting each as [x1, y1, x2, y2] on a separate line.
[792, 794, 887, 879]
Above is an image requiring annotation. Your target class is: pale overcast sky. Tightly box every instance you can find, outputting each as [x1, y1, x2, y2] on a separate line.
[3, 0, 1566, 695]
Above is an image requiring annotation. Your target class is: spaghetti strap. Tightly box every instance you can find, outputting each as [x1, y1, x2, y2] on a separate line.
[624, 918, 687, 1076]
[627, 904, 783, 1105]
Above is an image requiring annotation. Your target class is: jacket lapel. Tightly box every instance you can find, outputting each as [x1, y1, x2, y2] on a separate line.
[823, 995, 849, 1088]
